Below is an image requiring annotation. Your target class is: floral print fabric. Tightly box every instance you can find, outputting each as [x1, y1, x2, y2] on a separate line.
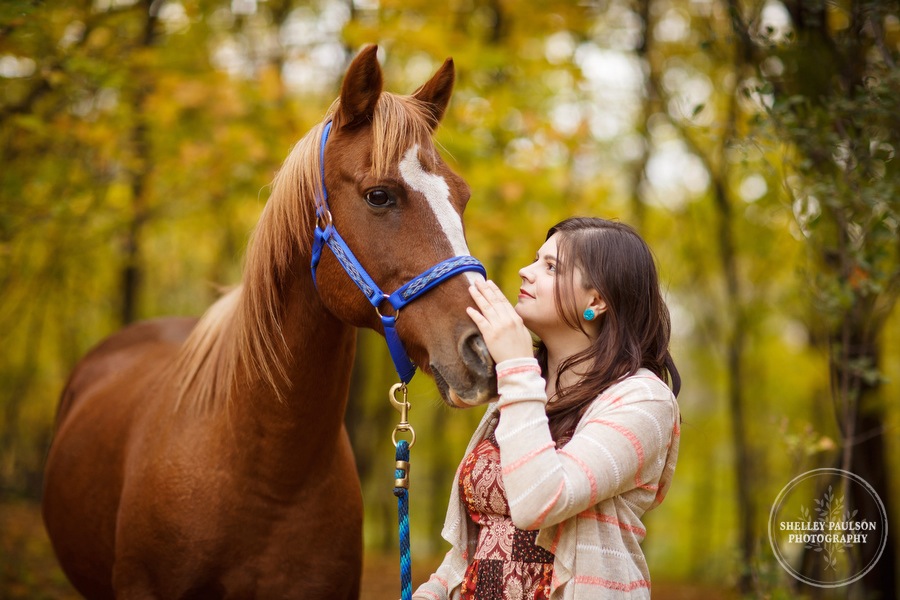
[459, 433, 553, 600]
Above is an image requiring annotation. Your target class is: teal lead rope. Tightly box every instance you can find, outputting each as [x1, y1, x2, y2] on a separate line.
[394, 440, 412, 600]
[389, 383, 415, 600]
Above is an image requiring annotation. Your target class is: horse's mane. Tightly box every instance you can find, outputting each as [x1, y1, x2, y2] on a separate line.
[174, 92, 439, 413]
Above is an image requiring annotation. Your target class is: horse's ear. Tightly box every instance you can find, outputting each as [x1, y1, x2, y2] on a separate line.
[412, 57, 455, 131]
[337, 45, 383, 129]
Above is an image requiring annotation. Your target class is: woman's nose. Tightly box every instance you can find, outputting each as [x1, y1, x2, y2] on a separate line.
[518, 264, 534, 282]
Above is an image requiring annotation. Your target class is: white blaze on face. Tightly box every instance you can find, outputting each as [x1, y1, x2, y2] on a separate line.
[399, 145, 484, 284]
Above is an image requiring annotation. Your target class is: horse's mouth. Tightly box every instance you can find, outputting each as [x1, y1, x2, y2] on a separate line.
[432, 365, 495, 408]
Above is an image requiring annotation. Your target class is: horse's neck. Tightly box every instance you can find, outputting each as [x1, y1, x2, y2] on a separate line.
[281, 276, 358, 418]
[229, 270, 357, 473]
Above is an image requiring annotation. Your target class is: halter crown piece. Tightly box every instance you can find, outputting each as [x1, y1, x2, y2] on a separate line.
[310, 121, 487, 384]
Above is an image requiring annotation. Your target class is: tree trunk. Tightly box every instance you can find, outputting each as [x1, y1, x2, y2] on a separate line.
[713, 179, 755, 595]
[119, 1, 158, 325]
[837, 315, 895, 595]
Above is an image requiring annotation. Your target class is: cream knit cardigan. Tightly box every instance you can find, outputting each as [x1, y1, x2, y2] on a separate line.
[413, 358, 681, 600]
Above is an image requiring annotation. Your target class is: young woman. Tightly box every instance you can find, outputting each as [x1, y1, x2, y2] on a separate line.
[414, 217, 682, 599]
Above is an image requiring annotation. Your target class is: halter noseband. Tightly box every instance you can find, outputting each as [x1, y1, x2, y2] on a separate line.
[310, 121, 487, 383]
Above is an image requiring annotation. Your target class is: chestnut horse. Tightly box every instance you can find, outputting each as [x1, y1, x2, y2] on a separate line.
[42, 46, 494, 599]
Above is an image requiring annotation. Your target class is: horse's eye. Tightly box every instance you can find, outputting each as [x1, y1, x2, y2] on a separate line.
[365, 189, 394, 208]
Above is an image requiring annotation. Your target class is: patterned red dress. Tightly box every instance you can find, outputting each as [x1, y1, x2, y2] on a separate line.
[458, 432, 554, 599]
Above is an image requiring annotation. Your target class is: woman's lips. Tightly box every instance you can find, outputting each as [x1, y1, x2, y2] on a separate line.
[518, 288, 534, 299]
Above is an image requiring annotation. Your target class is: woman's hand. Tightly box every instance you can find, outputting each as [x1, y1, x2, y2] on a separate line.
[466, 280, 534, 363]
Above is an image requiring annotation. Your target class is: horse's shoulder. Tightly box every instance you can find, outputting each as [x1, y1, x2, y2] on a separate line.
[87, 316, 198, 358]
[56, 317, 198, 422]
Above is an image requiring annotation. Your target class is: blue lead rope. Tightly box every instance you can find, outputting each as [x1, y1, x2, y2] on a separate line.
[394, 440, 412, 600]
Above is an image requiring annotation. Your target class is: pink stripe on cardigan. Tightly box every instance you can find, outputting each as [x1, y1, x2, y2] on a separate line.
[587, 418, 646, 486]
[497, 364, 542, 379]
[559, 449, 599, 505]
[526, 479, 566, 530]
[580, 511, 648, 537]
[501, 441, 555, 476]
[574, 576, 652, 591]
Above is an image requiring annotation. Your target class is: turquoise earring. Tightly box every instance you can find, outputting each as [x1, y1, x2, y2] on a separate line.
[583, 308, 596, 321]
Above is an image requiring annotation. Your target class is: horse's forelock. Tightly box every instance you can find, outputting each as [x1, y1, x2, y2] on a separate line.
[370, 92, 441, 176]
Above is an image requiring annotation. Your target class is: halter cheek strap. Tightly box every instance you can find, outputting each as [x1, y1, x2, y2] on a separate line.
[310, 120, 487, 383]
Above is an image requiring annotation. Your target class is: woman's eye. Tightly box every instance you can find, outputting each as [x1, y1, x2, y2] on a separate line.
[365, 189, 393, 207]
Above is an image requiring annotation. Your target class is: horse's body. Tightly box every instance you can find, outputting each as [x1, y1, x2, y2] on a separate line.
[42, 46, 494, 599]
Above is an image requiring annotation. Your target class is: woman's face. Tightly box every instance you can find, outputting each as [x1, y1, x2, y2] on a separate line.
[515, 233, 593, 337]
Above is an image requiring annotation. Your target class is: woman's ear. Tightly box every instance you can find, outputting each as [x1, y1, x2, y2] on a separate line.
[587, 291, 607, 315]
[581, 290, 607, 324]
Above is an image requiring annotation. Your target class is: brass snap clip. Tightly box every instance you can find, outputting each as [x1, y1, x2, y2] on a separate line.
[389, 382, 416, 449]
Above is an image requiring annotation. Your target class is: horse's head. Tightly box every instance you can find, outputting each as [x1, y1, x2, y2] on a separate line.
[313, 46, 495, 407]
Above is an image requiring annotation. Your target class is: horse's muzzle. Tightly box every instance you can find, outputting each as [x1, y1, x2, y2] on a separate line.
[432, 332, 496, 407]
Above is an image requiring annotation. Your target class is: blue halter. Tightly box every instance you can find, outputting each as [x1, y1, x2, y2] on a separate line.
[310, 121, 487, 383]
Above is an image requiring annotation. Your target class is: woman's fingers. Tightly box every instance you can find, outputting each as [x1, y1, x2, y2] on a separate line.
[467, 280, 492, 311]
[470, 280, 514, 317]
[466, 281, 533, 363]
[465, 306, 488, 332]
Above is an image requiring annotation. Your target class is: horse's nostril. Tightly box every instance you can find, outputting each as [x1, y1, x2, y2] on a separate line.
[461, 332, 493, 376]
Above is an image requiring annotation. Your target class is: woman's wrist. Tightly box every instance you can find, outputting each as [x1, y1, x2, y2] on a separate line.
[496, 357, 541, 377]
[496, 357, 547, 407]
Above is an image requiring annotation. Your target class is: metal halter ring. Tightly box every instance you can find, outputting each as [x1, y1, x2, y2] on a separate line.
[374, 294, 400, 321]
[315, 209, 333, 231]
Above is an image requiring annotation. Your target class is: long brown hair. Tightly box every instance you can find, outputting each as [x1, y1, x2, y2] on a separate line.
[535, 217, 681, 443]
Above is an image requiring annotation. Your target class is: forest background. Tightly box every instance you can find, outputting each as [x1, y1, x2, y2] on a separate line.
[2, 0, 899, 598]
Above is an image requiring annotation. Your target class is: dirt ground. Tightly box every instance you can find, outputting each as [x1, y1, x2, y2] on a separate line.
[1, 500, 737, 599]
[0, 500, 435, 600]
